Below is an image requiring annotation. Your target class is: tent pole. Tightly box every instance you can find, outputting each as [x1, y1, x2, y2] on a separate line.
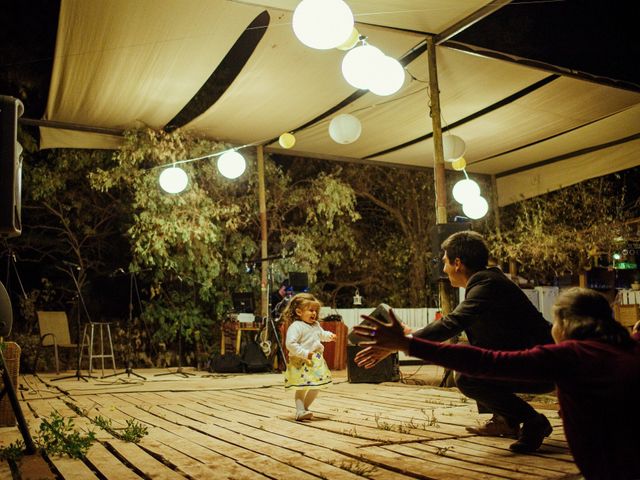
[427, 36, 453, 317]
[427, 36, 447, 226]
[257, 145, 269, 318]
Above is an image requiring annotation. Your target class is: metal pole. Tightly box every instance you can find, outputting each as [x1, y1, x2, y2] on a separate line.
[257, 145, 269, 318]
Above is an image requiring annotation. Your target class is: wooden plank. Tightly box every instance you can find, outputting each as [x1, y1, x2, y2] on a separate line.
[189, 421, 371, 480]
[231, 386, 470, 437]
[207, 388, 461, 440]
[85, 441, 143, 480]
[105, 439, 186, 480]
[0, 459, 12, 478]
[337, 444, 487, 480]
[17, 453, 56, 480]
[383, 443, 544, 479]
[110, 404, 320, 480]
[47, 456, 99, 480]
[412, 438, 578, 477]
[463, 436, 576, 464]
[139, 436, 266, 480]
[214, 415, 420, 480]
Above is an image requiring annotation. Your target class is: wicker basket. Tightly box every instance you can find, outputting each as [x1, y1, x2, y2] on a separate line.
[0, 341, 21, 427]
[614, 304, 640, 328]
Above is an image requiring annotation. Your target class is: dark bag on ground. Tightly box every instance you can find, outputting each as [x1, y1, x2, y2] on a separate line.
[241, 339, 271, 372]
[209, 353, 244, 373]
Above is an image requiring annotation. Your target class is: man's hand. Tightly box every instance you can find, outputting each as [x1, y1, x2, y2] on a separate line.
[354, 346, 393, 369]
[352, 308, 412, 361]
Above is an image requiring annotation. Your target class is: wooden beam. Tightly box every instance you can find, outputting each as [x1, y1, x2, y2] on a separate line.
[427, 36, 447, 226]
[257, 145, 269, 318]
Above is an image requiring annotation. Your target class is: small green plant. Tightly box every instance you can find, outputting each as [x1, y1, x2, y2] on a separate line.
[421, 408, 439, 427]
[337, 460, 377, 476]
[373, 413, 393, 431]
[435, 445, 454, 456]
[342, 426, 358, 437]
[93, 416, 148, 443]
[0, 440, 26, 461]
[35, 412, 96, 458]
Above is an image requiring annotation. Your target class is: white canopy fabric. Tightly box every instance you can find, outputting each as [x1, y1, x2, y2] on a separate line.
[40, 0, 640, 205]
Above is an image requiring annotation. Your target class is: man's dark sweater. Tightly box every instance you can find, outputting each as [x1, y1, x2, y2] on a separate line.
[413, 267, 553, 349]
[408, 335, 640, 480]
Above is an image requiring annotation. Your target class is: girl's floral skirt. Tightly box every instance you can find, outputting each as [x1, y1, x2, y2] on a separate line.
[284, 352, 332, 390]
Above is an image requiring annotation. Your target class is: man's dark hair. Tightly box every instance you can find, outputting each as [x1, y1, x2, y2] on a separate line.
[441, 230, 488, 272]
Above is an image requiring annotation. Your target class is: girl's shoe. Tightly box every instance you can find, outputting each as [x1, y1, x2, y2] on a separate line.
[295, 411, 313, 421]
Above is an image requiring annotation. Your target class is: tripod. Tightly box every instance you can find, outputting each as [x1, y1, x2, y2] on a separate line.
[53, 264, 93, 381]
[261, 256, 290, 371]
[0, 279, 35, 454]
[103, 272, 146, 381]
[156, 277, 195, 378]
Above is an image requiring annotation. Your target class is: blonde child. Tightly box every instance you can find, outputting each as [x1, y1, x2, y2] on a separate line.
[283, 293, 336, 421]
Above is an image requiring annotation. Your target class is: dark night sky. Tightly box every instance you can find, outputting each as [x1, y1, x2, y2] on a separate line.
[1, 0, 638, 119]
[456, 0, 640, 88]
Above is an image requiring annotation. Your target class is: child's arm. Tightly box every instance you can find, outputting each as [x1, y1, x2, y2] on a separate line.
[320, 328, 337, 342]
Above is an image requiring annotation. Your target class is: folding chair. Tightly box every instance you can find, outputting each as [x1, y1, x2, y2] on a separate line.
[35, 311, 84, 374]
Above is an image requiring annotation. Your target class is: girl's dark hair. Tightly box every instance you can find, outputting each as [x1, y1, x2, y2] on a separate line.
[553, 287, 632, 346]
[282, 293, 321, 323]
[441, 231, 489, 273]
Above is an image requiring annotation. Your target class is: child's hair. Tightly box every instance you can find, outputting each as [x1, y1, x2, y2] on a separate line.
[282, 293, 321, 323]
[552, 287, 632, 346]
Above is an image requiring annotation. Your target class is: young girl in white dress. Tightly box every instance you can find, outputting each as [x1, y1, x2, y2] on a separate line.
[283, 293, 336, 420]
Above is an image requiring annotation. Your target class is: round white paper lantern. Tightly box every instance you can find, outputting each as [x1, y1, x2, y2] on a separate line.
[159, 166, 188, 194]
[329, 114, 362, 144]
[462, 195, 489, 219]
[452, 178, 481, 204]
[368, 55, 405, 96]
[443, 135, 466, 162]
[217, 151, 247, 179]
[341, 43, 384, 89]
[292, 0, 353, 50]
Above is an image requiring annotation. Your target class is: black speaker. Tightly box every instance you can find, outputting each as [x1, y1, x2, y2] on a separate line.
[0, 96, 24, 237]
[232, 292, 254, 313]
[347, 345, 400, 383]
[346, 304, 400, 383]
[288, 272, 309, 292]
[429, 222, 471, 282]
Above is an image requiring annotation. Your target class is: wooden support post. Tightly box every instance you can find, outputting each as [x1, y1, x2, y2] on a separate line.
[428, 36, 447, 228]
[427, 36, 453, 316]
[257, 145, 269, 318]
[579, 272, 587, 288]
[509, 259, 518, 278]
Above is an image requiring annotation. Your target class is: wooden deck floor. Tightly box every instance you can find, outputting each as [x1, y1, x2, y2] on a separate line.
[0, 367, 581, 479]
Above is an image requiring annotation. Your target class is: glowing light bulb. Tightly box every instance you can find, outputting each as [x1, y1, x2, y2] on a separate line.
[292, 0, 354, 50]
[159, 166, 188, 194]
[462, 195, 489, 219]
[217, 151, 246, 179]
[452, 178, 481, 204]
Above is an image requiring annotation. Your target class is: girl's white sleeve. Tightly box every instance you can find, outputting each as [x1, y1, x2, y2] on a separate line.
[320, 327, 335, 342]
[286, 323, 309, 359]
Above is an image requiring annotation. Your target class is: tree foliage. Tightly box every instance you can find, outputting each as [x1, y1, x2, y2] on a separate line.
[7, 129, 129, 321]
[89, 129, 360, 350]
[488, 176, 634, 284]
